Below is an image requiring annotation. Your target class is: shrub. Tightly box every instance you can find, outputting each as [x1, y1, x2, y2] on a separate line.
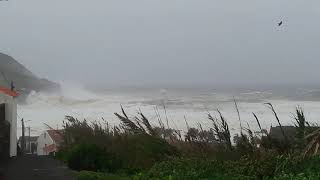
[144, 155, 320, 179]
[107, 134, 179, 173]
[61, 112, 179, 173]
[57, 106, 320, 179]
[146, 159, 253, 179]
[76, 155, 320, 180]
[66, 143, 119, 172]
[77, 171, 131, 180]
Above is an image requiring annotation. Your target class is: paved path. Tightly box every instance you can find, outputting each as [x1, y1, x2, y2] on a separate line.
[1, 155, 75, 180]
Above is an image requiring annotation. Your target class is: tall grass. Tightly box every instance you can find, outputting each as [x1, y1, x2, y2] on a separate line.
[58, 102, 320, 178]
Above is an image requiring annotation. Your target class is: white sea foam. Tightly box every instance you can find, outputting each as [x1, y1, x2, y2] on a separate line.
[17, 84, 320, 137]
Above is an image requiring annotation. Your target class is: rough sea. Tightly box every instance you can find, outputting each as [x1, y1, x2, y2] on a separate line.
[18, 83, 320, 137]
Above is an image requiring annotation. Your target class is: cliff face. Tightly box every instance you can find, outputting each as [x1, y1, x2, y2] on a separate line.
[0, 53, 60, 95]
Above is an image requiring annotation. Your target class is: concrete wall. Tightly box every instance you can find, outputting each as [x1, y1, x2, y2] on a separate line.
[0, 94, 17, 157]
[37, 131, 54, 156]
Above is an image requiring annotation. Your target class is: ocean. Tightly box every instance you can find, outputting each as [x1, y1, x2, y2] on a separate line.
[18, 84, 320, 137]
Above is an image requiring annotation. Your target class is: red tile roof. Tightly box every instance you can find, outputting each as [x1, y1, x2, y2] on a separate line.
[47, 130, 64, 145]
[0, 87, 18, 97]
[43, 144, 57, 153]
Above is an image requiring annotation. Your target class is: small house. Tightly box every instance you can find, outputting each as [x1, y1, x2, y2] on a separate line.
[0, 87, 18, 158]
[37, 130, 63, 156]
[269, 126, 297, 142]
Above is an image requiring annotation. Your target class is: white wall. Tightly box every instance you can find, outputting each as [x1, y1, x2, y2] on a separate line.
[37, 131, 54, 155]
[0, 93, 17, 157]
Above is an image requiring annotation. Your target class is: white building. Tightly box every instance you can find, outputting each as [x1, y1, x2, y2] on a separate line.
[37, 130, 63, 156]
[18, 136, 38, 154]
[0, 87, 18, 158]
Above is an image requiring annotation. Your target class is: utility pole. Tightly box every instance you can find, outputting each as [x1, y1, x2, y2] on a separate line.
[28, 127, 31, 154]
[21, 118, 25, 154]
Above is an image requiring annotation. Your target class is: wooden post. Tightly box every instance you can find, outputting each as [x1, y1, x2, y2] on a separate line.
[28, 127, 31, 153]
[21, 118, 25, 154]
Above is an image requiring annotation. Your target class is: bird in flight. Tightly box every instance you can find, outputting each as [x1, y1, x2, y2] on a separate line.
[278, 21, 283, 26]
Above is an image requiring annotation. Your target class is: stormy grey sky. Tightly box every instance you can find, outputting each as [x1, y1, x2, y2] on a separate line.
[0, 0, 319, 87]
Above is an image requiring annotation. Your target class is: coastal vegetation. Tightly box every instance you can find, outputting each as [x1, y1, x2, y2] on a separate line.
[56, 104, 320, 179]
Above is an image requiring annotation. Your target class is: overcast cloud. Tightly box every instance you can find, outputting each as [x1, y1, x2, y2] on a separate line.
[0, 0, 319, 87]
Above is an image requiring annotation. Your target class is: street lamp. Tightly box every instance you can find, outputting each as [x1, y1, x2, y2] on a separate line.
[24, 120, 32, 154]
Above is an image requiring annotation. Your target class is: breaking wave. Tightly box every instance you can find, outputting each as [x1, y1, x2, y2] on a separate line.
[17, 84, 320, 138]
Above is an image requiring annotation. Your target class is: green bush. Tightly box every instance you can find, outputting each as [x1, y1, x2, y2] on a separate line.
[61, 115, 178, 173]
[270, 173, 320, 180]
[111, 134, 179, 172]
[145, 159, 253, 180]
[77, 171, 131, 180]
[60, 134, 178, 173]
[75, 155, 320, 180]
[142, 155, 320, 180]
[66, 143, 119, 172]
[58, 108, 320, 179]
